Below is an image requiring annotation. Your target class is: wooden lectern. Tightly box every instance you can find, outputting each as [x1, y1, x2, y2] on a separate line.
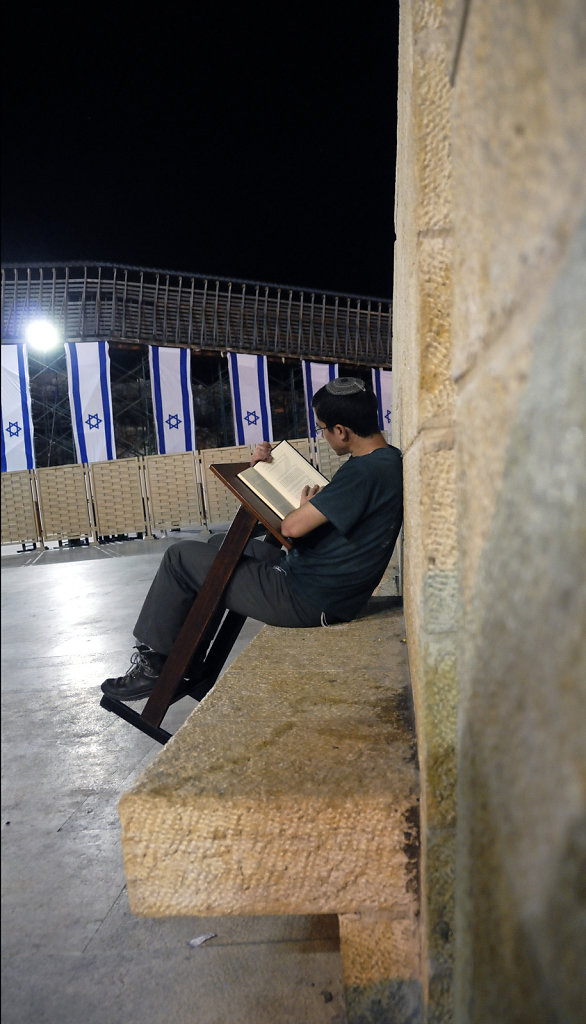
[100, 462, 292, 744]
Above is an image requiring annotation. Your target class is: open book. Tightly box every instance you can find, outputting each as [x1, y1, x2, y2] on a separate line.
[237, 440, 329, 519]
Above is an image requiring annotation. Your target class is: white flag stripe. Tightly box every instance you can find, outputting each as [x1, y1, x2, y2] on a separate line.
[1, 344, 36, 472]
[65, 342, 116, 464]
[149, 346, 196, 455]
[301, 361, 338, 436]
[228, 353, 273, 446]
[371, 368, 392, 433]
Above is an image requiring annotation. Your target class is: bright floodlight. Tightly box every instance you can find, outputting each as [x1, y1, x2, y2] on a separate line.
[25, 319, 61, 351]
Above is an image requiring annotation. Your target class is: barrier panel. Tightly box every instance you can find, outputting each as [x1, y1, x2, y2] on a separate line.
[89, 458, 148, 539]
[1, 470, 40, 546]
[316, 437, 350, 479]
[143, 453, 203, 532]
[35, 465, 94, 542]
[2, 436, 377, 548]
[199, 445, 252, 525]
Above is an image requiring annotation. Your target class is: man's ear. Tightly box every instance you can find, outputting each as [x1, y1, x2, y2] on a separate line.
[333, 424, 351, 442]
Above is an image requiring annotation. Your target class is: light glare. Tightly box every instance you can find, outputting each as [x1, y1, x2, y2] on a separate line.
[26, 319, 61, 351]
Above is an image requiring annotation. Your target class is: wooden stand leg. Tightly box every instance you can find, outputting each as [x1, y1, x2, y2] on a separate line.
[182, 609, 248, 703]
[101, 506, 260, 741]
[141, 506, 259, 728]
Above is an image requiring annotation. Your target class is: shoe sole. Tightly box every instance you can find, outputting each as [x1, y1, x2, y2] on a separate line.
[100, 671, 213, 704]
[100, 681, 154, 702]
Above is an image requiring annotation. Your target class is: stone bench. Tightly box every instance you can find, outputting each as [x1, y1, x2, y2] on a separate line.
[118, 594, 422, 1023]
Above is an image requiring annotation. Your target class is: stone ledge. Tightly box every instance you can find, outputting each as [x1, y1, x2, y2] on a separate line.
[119, 599, 419, 921]
[118, 596, 422, 1022]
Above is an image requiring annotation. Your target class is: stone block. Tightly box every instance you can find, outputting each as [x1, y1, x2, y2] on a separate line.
[340, 910, 422, 1024]
[118, 605, 420, 921]
[451, 0, 586, 376]
[417, 237, 455, 427]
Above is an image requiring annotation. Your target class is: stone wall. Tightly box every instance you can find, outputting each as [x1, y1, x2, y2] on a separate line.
[393, 2, 458, 1018]
[394, 1, 586, 1021]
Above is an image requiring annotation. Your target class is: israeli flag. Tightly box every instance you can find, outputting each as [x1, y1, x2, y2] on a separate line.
[1, 344, 35, 472]
[371, 368, 392, 433]
[65, 341, 116, 464]
[149, 346, 196, 454]
[302, 361, 338, 436]
[228, 353, 273, 446]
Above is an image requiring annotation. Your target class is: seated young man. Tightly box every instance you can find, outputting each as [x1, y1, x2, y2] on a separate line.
[101, 377, 403, 701]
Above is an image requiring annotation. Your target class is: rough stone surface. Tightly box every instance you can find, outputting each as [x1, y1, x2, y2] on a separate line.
[454, 214, 586, 1023]
[339, 911, 423, 1024]
[339, 910, 420, 987]
[450, 2, 586, 1020]
[394, 7, 459, 1020]
[451, 0, 586, 377]
[119, 604, 419, 920]
[394, 1, 586, 1022]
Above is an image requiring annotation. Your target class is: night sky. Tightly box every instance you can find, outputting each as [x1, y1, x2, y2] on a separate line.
[1, 7, 398, 300]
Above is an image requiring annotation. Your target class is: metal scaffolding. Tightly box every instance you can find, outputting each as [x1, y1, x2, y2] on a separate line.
[1, 263, 392, 466]
[1, 263, 392, 366]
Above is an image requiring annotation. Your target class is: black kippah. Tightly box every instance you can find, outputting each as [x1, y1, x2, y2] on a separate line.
[325, 377, 366, 395]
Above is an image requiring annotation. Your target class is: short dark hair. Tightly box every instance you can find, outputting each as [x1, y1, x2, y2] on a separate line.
[312, 377, 380, 436]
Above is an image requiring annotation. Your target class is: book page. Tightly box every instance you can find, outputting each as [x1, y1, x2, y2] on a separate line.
[248, 441, 327, 506]
[234, 466, 296, 519]
[237, 440, 328, 515]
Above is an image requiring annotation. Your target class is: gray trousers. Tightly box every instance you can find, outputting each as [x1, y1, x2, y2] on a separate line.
[133, 537, 322, 655]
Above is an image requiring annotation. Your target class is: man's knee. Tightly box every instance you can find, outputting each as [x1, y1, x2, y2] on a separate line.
[206, 532, 226, 550]
[163, 542, 183, 568]
[164, 540, 202, 575]
[169, 539, 217, 582]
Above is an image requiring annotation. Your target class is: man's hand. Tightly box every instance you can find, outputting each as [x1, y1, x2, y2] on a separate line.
[250, 442, 273, 466]
[281, 492, 328, 538]
[300, 484, 322, 504]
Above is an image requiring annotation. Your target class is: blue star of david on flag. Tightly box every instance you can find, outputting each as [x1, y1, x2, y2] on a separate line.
[385, 408, 391, 425]
[85, 412, 102, 430]
[6, 420, 22, 438]
[244, 409, 259, 426]
[165, 412, 182, 430]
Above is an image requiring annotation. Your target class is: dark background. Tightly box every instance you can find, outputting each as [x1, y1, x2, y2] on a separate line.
[1, 6, 399, 300]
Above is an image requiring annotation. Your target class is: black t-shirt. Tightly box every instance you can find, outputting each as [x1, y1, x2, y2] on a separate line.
[280, 445, 403, 620]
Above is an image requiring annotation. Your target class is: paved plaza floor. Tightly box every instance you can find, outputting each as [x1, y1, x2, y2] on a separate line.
[1, 530, 346, 1024]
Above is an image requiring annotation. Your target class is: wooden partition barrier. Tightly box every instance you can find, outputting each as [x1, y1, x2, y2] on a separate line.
[199, 445, 253, 526]
[1, 437, 346, 548]
[143, 453, 203, 532]
[1, 470, 41, 546]
[35, 464, 94, 543]
[89, 458, 149, 539]
[316, 437, 350, 478]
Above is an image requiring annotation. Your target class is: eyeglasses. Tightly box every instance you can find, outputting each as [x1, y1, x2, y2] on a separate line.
[315, 425, 327, 437]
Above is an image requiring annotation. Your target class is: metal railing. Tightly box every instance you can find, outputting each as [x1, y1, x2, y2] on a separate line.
[1, 263, 392, 367]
